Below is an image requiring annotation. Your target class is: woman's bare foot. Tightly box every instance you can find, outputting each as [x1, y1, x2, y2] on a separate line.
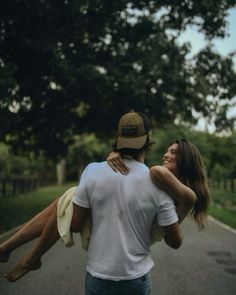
[0, 247, 10, 263]
[5, 258, 42, 282]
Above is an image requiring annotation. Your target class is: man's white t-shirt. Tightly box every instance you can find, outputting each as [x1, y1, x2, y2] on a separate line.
[73, 159, 178, 281]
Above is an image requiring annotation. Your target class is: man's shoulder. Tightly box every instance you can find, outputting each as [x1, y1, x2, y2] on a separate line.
[85, 161, 109, 172]
[123, 159, 149, 171]
[87, 161, 107, 168]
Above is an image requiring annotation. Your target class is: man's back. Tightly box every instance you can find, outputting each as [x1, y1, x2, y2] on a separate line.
[74, 159, 178, 280]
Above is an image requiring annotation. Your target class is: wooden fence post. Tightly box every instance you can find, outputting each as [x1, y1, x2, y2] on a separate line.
[12, 179, 17, 194]
[2, 179, 6, 196]
[231, 178, 234, 192]
[223, 178, 227, 190]
[0, 177, 38, 197]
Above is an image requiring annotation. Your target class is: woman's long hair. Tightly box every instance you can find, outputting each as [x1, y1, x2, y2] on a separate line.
[174, 139, 211, 229]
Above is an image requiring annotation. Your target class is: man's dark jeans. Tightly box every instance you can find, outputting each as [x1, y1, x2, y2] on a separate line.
[85, 272, 152, 295]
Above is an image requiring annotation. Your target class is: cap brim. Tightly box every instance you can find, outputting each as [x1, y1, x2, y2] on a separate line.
[117, 135, 147, 150]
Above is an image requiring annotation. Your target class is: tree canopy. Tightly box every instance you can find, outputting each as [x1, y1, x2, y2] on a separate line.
[0, 0, 236, 159]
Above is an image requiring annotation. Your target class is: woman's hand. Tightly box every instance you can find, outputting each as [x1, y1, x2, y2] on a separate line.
[107, 152, 129, 175]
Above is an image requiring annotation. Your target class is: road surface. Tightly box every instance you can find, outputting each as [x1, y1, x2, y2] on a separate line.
[0, 218, 236, 295]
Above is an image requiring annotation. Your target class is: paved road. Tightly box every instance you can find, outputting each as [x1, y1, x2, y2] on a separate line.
[0, 218, 236, 295]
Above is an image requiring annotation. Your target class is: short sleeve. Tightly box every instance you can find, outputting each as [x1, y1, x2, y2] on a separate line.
[157, 200, 178, 227]
[73, 165, 90, 208]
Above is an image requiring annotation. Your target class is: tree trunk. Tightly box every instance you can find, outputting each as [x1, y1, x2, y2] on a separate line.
[57, 159, 66, 185]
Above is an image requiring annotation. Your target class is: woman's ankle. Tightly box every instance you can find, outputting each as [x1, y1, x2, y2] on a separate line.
[24, 253, 41, 265]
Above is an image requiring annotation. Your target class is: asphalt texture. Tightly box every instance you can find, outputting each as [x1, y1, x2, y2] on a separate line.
[0, 218, 236, 295]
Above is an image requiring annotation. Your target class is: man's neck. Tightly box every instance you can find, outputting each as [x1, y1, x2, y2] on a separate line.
[123, 151, 145, 163]
[136, 152, 145, 163]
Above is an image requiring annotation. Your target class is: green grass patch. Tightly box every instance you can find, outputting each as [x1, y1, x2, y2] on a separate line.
[0, 182, 77, 234]
[209, 205, 236, 229]
[209, 187, 236, 229]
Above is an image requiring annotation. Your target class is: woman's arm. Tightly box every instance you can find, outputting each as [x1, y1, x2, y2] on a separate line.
[150, 165, 197, 223]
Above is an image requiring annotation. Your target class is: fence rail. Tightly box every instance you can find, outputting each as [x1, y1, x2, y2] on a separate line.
[209, 177, 235, 193]
[0, 177, 38, 197]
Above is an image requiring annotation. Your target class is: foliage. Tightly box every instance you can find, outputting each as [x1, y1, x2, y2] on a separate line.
[201, 131, 236, 178]
[1, 126, 236, 182]
[66, 133, 112, 180]
[0, 1, 236, 160]
[0, 142, 55, 178]
[0, 143, 9, 174]
[0, 134, 111, 180]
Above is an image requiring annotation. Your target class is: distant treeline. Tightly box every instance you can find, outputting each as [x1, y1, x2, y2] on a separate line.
[0, 177, 37, 197]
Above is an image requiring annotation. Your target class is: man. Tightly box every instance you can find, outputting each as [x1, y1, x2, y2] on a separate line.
[71, 111, 182, 295]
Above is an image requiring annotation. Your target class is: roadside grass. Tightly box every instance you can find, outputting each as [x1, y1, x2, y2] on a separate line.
[210, 187, 236, 229]
[0, 182, 77, 234]
[209, 206, 236, 229]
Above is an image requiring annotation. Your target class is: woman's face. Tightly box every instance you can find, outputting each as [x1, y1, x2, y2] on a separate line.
[162, 143, 178, 175]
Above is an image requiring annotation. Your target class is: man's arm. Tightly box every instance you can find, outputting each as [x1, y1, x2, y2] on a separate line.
[162, 222, 182, 249]
[71, 164, 91, 233]
[70, 203, 90, 233]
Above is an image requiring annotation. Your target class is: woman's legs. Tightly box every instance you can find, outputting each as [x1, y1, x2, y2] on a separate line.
[0, 198, 59, 263]
[5, 202, 60, 282]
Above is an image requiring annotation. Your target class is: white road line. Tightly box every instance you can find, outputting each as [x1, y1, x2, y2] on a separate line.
[209, 215, 236, 235]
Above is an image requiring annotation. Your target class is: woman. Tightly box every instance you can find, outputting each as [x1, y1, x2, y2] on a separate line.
[0, 139, 210, 282]
[109, 139, 210, 231]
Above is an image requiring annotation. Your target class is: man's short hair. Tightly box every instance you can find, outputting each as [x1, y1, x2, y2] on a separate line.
[117, 135, 152, 156]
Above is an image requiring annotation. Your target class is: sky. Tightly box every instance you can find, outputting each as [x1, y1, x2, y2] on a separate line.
[178, 8, 236, 132]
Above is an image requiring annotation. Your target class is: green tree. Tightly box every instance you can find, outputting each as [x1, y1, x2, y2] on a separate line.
[0, 0, 236, 159]
[66, 133, 111, 179]
[0, 143, 55, 178]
